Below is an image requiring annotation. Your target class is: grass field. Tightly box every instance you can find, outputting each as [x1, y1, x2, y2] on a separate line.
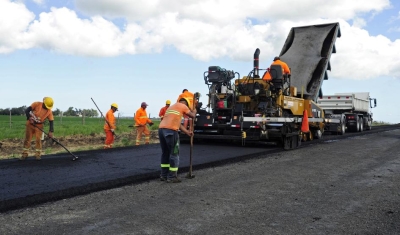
[0, 115, 159, 141]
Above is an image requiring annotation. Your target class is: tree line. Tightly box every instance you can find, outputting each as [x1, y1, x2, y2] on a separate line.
[0, 106, 99, 117]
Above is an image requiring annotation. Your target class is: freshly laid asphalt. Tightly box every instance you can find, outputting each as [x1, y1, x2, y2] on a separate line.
[0, 140, 279, 212]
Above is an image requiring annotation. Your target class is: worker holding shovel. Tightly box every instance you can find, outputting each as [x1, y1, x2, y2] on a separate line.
[158, 98, 196, 183]
[20, 97, 55, 161]
[104, 103, 118, 149]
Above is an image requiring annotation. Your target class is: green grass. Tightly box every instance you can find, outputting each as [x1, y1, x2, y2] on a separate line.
[0, 115, 160, 141]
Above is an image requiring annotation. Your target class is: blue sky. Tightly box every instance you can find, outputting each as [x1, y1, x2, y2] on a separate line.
[0, 0, 399, 123]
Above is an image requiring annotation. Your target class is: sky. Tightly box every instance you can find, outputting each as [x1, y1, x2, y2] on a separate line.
[0, 0, 399, 123]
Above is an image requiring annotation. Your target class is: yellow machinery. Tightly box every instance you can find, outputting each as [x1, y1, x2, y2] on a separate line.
[190, 23, 341, 149]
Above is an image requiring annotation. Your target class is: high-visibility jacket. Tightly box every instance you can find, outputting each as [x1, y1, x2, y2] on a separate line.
[30, 102, 54, 122]
[159, 106, 169, 120]
[177, 90, 195, 110]
[262, 59, 291, 81]
[159, 103, 191, 131]
[134, 107, 152, 126]
[104, 109, 116, 130]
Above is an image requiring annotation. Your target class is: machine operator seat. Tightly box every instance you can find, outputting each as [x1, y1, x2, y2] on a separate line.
[270, 65, 284, 90]
[270, 64, 290, 95]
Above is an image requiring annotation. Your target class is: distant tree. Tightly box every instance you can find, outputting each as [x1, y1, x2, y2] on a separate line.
[64, 107, 77, 116]
[10, 106, 27, 115]
[53, 108, 61, 116]
[0, 108, 10, 115]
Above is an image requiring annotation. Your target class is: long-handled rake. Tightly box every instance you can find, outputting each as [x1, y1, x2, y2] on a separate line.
[33, 124, 79, 161]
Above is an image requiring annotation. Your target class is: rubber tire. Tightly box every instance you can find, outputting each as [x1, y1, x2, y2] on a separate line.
[359, 118, 363, 132]
[339, 121, 346, 135]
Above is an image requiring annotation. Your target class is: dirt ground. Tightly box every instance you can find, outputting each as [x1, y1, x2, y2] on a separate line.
[0, 131, 160, 159]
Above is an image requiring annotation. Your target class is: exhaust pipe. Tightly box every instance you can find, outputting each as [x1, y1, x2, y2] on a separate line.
[253, 48, 260, 78]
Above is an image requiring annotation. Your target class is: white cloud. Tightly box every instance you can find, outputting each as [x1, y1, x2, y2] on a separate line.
[331, 21, 400, 79]
[32, 0, 44, 5]
[0, 0, 35, 53]
[0, 0, 399, 79]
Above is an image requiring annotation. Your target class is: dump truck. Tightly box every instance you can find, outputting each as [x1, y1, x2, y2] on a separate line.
[187, 22, 341, 149]
[317, 92, 377, 134]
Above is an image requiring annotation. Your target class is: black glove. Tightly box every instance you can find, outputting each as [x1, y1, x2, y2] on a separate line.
[148, 122, 154, 126]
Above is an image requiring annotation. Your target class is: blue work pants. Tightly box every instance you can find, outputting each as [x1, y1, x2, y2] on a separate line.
[158, 128, 180, 179]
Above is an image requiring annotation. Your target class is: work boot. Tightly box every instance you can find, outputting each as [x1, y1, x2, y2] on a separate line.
[160, 177, 167, 181]
[145, 142, 150, 145]
[19, 153, 28, 161]
[167, 177, 181, 183]
[167, 172, 181, 183]
[35, 152, 41, 161]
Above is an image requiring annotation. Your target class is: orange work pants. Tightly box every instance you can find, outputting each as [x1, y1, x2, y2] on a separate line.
[104, 129, 114, 149]
[136, 125, 150, 145]
[22, 121, 43, 155]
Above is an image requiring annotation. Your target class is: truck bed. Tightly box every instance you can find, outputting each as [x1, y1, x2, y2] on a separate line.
[317, 93, 370, 113]
[279, 23, 341, 101]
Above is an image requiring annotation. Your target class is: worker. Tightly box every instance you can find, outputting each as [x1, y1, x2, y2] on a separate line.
[158, 98, 196, 183]
[104, 103, 118, 149]
[134, 102, 154, 145]
[262, 56, 291, 81]
[159, 100, 171, 121]
[177, 89, 195, 129]
[20, 97, 54, 161]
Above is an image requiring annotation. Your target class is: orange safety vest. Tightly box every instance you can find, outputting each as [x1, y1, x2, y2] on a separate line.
[262, 60, 291, 81]
[134, 107, 151, 126]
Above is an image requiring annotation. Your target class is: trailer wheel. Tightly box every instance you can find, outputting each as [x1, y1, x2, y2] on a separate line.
[358, 117, 363, 132]
[339, 121, 346, 135]
[355, 117, 360, 132]
[367, 120, 372, 130]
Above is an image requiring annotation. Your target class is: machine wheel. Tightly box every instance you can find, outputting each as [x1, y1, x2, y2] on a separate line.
[282, 134, 301, 150]
[302, 132, 313, 141]
[313, 130, 323, 139]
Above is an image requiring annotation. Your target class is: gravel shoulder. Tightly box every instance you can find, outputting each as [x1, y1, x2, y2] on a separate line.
[1, 130, 400, 235]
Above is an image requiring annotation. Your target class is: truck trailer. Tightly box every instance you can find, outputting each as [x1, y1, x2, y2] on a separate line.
[317, 92, 377, 134]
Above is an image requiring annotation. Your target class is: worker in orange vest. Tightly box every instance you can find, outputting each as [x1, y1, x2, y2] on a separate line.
[134, 102, 154, 145]
[104, 103, 118, 149]
[177, 89, 195, 129]
[20, 97, 54, 161]
[159, 100, 171, 121]
[262, 56, 291, 81]
[159, 98, 196, 183]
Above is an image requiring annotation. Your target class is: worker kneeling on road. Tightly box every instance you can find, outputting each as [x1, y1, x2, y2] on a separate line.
[262, 56, 291, 81]
[134, 102, 154, 145]
[158, 98, 196, 183]
[104, 103, 118, 149]
[20, 97, 55, 161]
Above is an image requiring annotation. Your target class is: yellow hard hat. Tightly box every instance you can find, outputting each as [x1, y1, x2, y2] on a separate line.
[166, 100, 171, 105]
[111, 103, 118, 109]
[43, 97, 54, 110]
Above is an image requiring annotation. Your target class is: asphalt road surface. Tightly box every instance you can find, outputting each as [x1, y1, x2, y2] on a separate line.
[0, 140, 279, 212]
[0, 128, 399, 234]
